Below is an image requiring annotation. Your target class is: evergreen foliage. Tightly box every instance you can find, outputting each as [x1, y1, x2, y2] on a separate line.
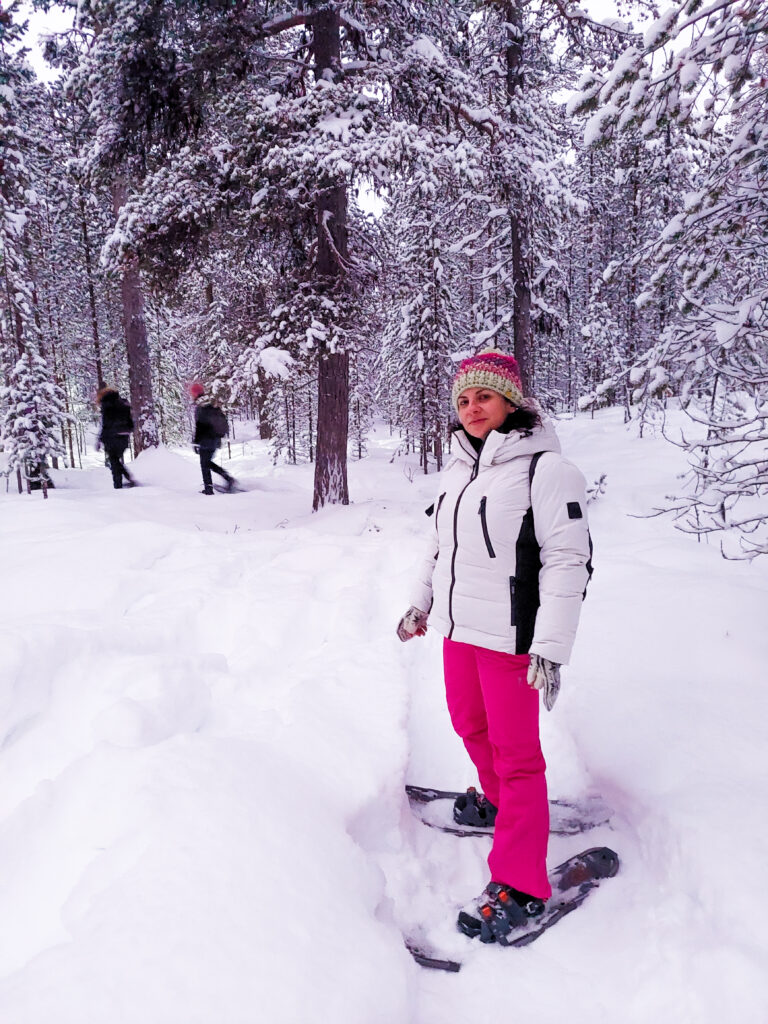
[0, 0, 764, 553]
[582, 0, 768, 556]
[2, 348, 66, 490]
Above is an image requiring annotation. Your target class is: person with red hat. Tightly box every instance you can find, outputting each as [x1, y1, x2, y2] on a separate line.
[189, 382, 236, 495]
[397, 349, 593, 944]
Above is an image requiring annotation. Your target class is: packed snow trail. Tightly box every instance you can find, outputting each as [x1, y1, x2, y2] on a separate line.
[0, 411, 767, 1023]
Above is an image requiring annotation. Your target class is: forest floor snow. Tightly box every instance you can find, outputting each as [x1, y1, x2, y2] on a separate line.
[0, 408, 766, 1024]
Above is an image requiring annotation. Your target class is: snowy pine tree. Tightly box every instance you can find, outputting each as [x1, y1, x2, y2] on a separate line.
[2, 347, 66, 494]
[379, 190, 460, 473]
[579, 0, 768, 556]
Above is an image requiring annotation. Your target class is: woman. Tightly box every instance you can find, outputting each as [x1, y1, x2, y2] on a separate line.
[397, 349, 592, 944]
[96, 387, 135, 489]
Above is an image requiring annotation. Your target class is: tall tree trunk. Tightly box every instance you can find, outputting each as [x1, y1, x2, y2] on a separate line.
[256, 365, 273, 439]
[511, 217, 532, 392]
[314, 347, 349, 508]
[79, 185, 106, 389]
[504, 1, 533, 393]
[113, 182, 158, 453]
[311, 6, 349, 510]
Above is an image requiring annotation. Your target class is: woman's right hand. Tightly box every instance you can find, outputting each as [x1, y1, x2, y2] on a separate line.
[396, 607, 428, 642]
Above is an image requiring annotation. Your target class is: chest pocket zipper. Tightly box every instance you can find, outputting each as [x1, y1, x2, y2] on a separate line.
[478, 497, 496, 558]
[435, 492, 446, 530]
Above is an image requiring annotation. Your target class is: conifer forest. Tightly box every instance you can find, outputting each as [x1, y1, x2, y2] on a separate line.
[1, 0, 767, 553]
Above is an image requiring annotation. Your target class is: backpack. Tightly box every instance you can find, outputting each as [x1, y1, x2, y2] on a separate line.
[208, 406, 228, 439]
[116, 398, 134, 434]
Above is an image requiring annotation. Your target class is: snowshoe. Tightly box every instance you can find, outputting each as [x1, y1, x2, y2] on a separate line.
[458, 883, 546, 944]
[452, 787, 498, 829]
[408, 847, 619, 970]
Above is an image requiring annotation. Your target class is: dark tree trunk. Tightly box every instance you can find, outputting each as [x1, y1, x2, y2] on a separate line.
[113, 183, 158, 453]
[13, 308, 24, 356]
[256, 365, 273, 439]
[120, 260, 158, 452]
[504, 0, 524, 98]
[511, 216, 533, 393]
[78, 185, 105, 390]
[311, 6, 349, 510]
[314, 351, 349, 509]
[504, 1, 533, 394]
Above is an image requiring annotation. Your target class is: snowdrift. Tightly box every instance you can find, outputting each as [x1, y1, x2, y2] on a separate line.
[0, 410, 766, 1023]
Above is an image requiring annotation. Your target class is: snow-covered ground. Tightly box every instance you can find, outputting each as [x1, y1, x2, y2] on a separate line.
[1, 409, 766, 1024]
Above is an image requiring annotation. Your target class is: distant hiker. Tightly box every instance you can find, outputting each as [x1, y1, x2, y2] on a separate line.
[190, 382, 236, 495]
[397, 349, 593, 944]
[96, 387, 136, 489]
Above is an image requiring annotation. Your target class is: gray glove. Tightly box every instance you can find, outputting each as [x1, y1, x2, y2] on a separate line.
[527, 654, 561, 711]
[396, 606, 428, 642]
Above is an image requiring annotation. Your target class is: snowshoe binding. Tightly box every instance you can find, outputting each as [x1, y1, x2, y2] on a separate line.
[458, 883, 546, 945]
[452, 787, 498, 829]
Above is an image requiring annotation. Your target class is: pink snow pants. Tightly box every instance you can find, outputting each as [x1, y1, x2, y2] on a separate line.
[443, 638, 551, 899]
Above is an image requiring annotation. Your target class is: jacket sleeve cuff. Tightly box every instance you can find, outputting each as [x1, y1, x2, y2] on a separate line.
[528, 639, 572, 666]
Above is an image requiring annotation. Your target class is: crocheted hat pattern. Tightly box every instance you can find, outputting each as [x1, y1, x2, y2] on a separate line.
[451, 349, 524, 413]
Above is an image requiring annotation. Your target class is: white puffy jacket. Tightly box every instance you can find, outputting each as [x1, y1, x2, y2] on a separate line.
[409, 417, 591, 665]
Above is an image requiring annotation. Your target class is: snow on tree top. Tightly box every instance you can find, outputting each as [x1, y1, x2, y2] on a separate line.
[258, 347, 293, 379]
[714, 319, 742, 347]
[318, 107, 367, 142]
[601, 18, 631, 32]
[643, 7, 678, 50]
[679, 62, 700, 90]
[407, 36, 445, 64]
[6, 210, 29, 236]
[584, 105, 619, 146]
[683, 191, 702, 212]
[599, 47, 641, 104]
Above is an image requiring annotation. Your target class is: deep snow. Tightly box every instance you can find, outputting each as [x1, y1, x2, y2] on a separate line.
[1, 409, 767, 1024]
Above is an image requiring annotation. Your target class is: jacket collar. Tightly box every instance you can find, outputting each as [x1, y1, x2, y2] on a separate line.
[452, 418, 561, 468]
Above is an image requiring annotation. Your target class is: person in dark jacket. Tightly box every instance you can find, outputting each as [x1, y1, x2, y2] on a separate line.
[189, 382, 236, 495]
[96, 387, 136, 489]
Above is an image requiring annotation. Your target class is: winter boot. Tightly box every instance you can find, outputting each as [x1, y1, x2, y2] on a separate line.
[457, 883, 545, 945]
[453, 787, 498, 828]
[202, 486, 214, 495]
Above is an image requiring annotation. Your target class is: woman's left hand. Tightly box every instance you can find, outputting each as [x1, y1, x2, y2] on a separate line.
[396, 606, 428, 642]
[527, 654, 561, 711]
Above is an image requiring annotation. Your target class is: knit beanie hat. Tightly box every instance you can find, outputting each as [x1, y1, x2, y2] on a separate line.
[451, 349, 524, 413]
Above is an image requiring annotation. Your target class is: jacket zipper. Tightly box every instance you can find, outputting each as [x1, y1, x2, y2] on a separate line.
[447, 457, 480, 637]
[478, 497, 496, 558]
[435, 492, 446, 530]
